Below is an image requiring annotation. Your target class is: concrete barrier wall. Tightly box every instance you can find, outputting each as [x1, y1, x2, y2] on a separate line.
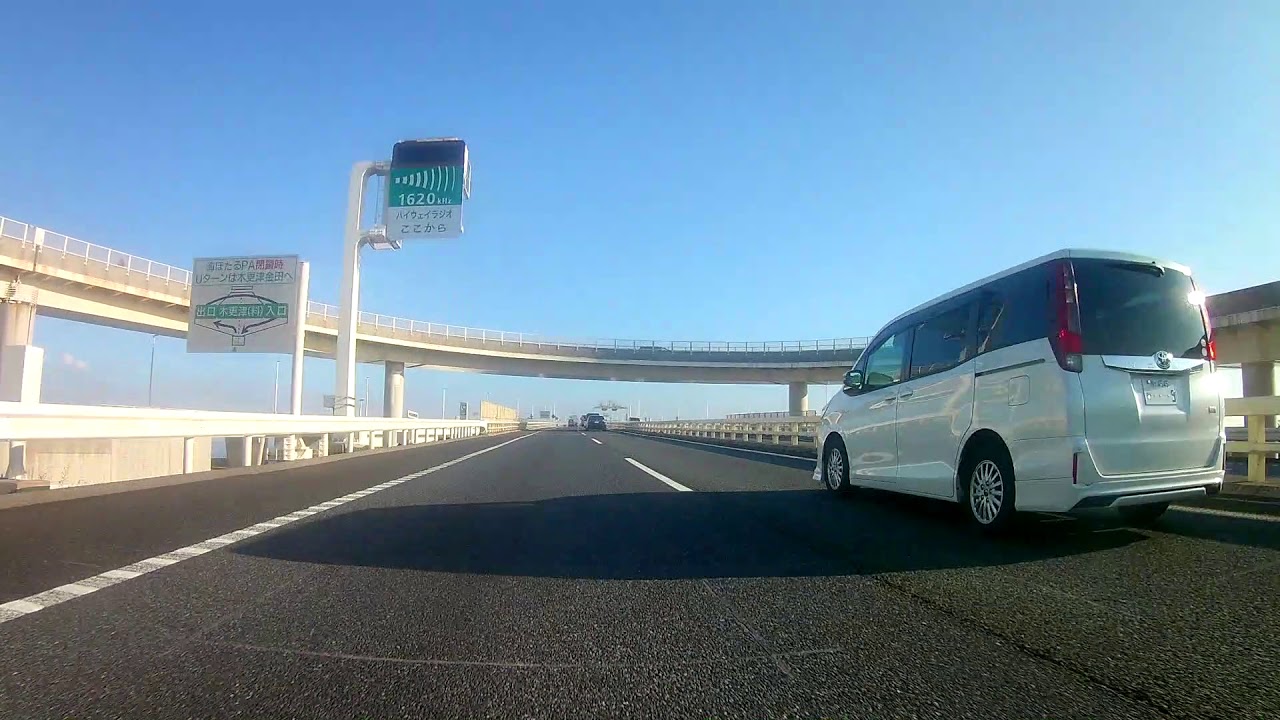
[0, 437, 212, 489]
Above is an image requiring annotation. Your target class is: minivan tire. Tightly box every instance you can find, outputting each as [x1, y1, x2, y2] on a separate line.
[959, 441, 1017, 532]
[1118, 502, 1169, 526]
[823, 439, 852, 494]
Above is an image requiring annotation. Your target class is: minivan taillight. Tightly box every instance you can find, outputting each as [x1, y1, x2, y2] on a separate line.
[1198, 301, 1217, 362]
[1050, 260, 1083, 372]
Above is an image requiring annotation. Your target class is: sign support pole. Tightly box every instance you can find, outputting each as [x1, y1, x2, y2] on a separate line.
[336, 161, 377, 421]
[290, 261, 310, 415]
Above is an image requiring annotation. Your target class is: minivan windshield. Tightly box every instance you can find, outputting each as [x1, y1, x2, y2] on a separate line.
[1072, 258, 1208, 358]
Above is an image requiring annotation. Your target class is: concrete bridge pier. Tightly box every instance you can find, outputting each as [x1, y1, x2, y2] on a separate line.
[0, 289, 42, 486]
[384, 361, 405, 419]
[1243, 361, 1278, 430]
[788, 381, 808, 416]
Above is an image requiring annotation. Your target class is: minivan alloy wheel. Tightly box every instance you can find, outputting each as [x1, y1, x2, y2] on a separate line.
[826, 445, 847, 491]
[969, 459, 1004, 524]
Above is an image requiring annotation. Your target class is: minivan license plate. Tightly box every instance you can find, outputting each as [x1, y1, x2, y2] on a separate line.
[1142, 378, 1177, 406]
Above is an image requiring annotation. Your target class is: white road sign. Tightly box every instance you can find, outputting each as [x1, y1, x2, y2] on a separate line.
[187, 255, 301, 354]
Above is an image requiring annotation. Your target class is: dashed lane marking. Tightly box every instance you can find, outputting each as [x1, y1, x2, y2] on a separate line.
[625, 457, 694, 492]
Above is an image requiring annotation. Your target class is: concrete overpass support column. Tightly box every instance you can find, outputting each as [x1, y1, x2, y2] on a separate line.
[788, 382, 809, 416]
[226, 436, 256, 467]
[384, 361, 405, 419]
[1242, 361, 1279, 429]
[0, 297, 42, 485]
[182, 438, 196, 474]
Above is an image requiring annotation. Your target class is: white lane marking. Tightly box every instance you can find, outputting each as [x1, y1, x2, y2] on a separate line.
[0, 599, 43, 615]
[136, 556, 181, 567]
[615, 430, 814, 461]
[1170, 505, 1280, 523]
[174, 544, 215, 556]
[591, 438, 603, 445]
[0, 432, 537, 626]
[625, 457, 694, 492]
[168, 545, 208, 556]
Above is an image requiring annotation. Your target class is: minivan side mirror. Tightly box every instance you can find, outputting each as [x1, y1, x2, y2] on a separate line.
[842, 369, 863, 392]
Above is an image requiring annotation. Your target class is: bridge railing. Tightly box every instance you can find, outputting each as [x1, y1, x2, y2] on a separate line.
[0, 216, 192, 288]
[305, 301, 868, 355]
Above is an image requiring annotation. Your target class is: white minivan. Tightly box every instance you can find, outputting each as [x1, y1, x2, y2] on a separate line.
[816, 249, 1225, 530]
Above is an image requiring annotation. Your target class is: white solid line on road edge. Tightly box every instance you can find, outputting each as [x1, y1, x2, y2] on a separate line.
[614, 430, 815, 462]
[591, 438, 603, 445]
[625, 457, 693, 492]
[0, 432, 538, 626]
[1170, 505, 1280, 523]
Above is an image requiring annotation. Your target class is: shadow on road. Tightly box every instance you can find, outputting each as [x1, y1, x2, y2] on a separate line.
[234, 489, 1160, 579]
[608, 433, 1280, 552]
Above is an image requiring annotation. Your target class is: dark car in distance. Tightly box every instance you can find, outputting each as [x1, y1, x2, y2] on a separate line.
[583, 413, 607, 431]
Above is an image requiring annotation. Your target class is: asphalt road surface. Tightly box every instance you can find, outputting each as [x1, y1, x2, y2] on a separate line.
[1, 430, 1277, 719]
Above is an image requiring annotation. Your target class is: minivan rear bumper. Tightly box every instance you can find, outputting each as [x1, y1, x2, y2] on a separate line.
[1014, 436, 1223, 513]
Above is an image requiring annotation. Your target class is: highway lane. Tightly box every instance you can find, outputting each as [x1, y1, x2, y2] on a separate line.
[0, 432, 526, 603]
[0, 429, 1276, 719]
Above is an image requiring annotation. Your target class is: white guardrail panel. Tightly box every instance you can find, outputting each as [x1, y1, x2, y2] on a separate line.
[616, 417, 822, 450]
[0, 402, 515, 441]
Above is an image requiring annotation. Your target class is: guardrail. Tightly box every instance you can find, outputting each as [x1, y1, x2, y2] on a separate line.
[0, 402, 518, 483]
[725, 410, 819, 420]
[1225, 396, 1280, 484]
[617, 417, 821, 453]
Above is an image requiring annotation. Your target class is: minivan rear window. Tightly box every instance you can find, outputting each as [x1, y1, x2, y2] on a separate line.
[1071, 258, 1207, 358]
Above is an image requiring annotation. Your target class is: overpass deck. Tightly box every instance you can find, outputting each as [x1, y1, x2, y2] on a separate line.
[0, 215, 864, 382]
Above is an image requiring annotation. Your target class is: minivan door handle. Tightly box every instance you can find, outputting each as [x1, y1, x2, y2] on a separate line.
[898, 389, 914, 400]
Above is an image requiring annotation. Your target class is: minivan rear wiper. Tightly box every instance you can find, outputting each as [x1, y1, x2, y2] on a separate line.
[1109, 261, 1165, 277]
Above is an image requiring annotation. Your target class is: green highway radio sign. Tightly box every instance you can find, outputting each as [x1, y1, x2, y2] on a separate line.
[386, 138, 471, 241]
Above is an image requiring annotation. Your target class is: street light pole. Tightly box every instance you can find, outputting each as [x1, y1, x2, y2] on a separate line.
[442, 387, 447, 419]
[147, 334, 157, 407]
[272, 360, 280, 413]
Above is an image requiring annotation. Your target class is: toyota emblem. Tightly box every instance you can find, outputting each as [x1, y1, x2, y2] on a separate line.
[1154, 350, 1173, 370]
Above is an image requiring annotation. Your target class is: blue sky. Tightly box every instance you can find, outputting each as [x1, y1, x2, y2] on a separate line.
[1, 1, 1275, 418]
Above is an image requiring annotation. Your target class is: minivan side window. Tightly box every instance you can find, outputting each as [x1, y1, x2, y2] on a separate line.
[909, 302, 975, 380]
[862, 329, 911, 391]
[976, 264, 1050, 354]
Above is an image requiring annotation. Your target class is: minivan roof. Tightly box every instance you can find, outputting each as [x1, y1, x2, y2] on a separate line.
[881, 248, 1194, 333]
